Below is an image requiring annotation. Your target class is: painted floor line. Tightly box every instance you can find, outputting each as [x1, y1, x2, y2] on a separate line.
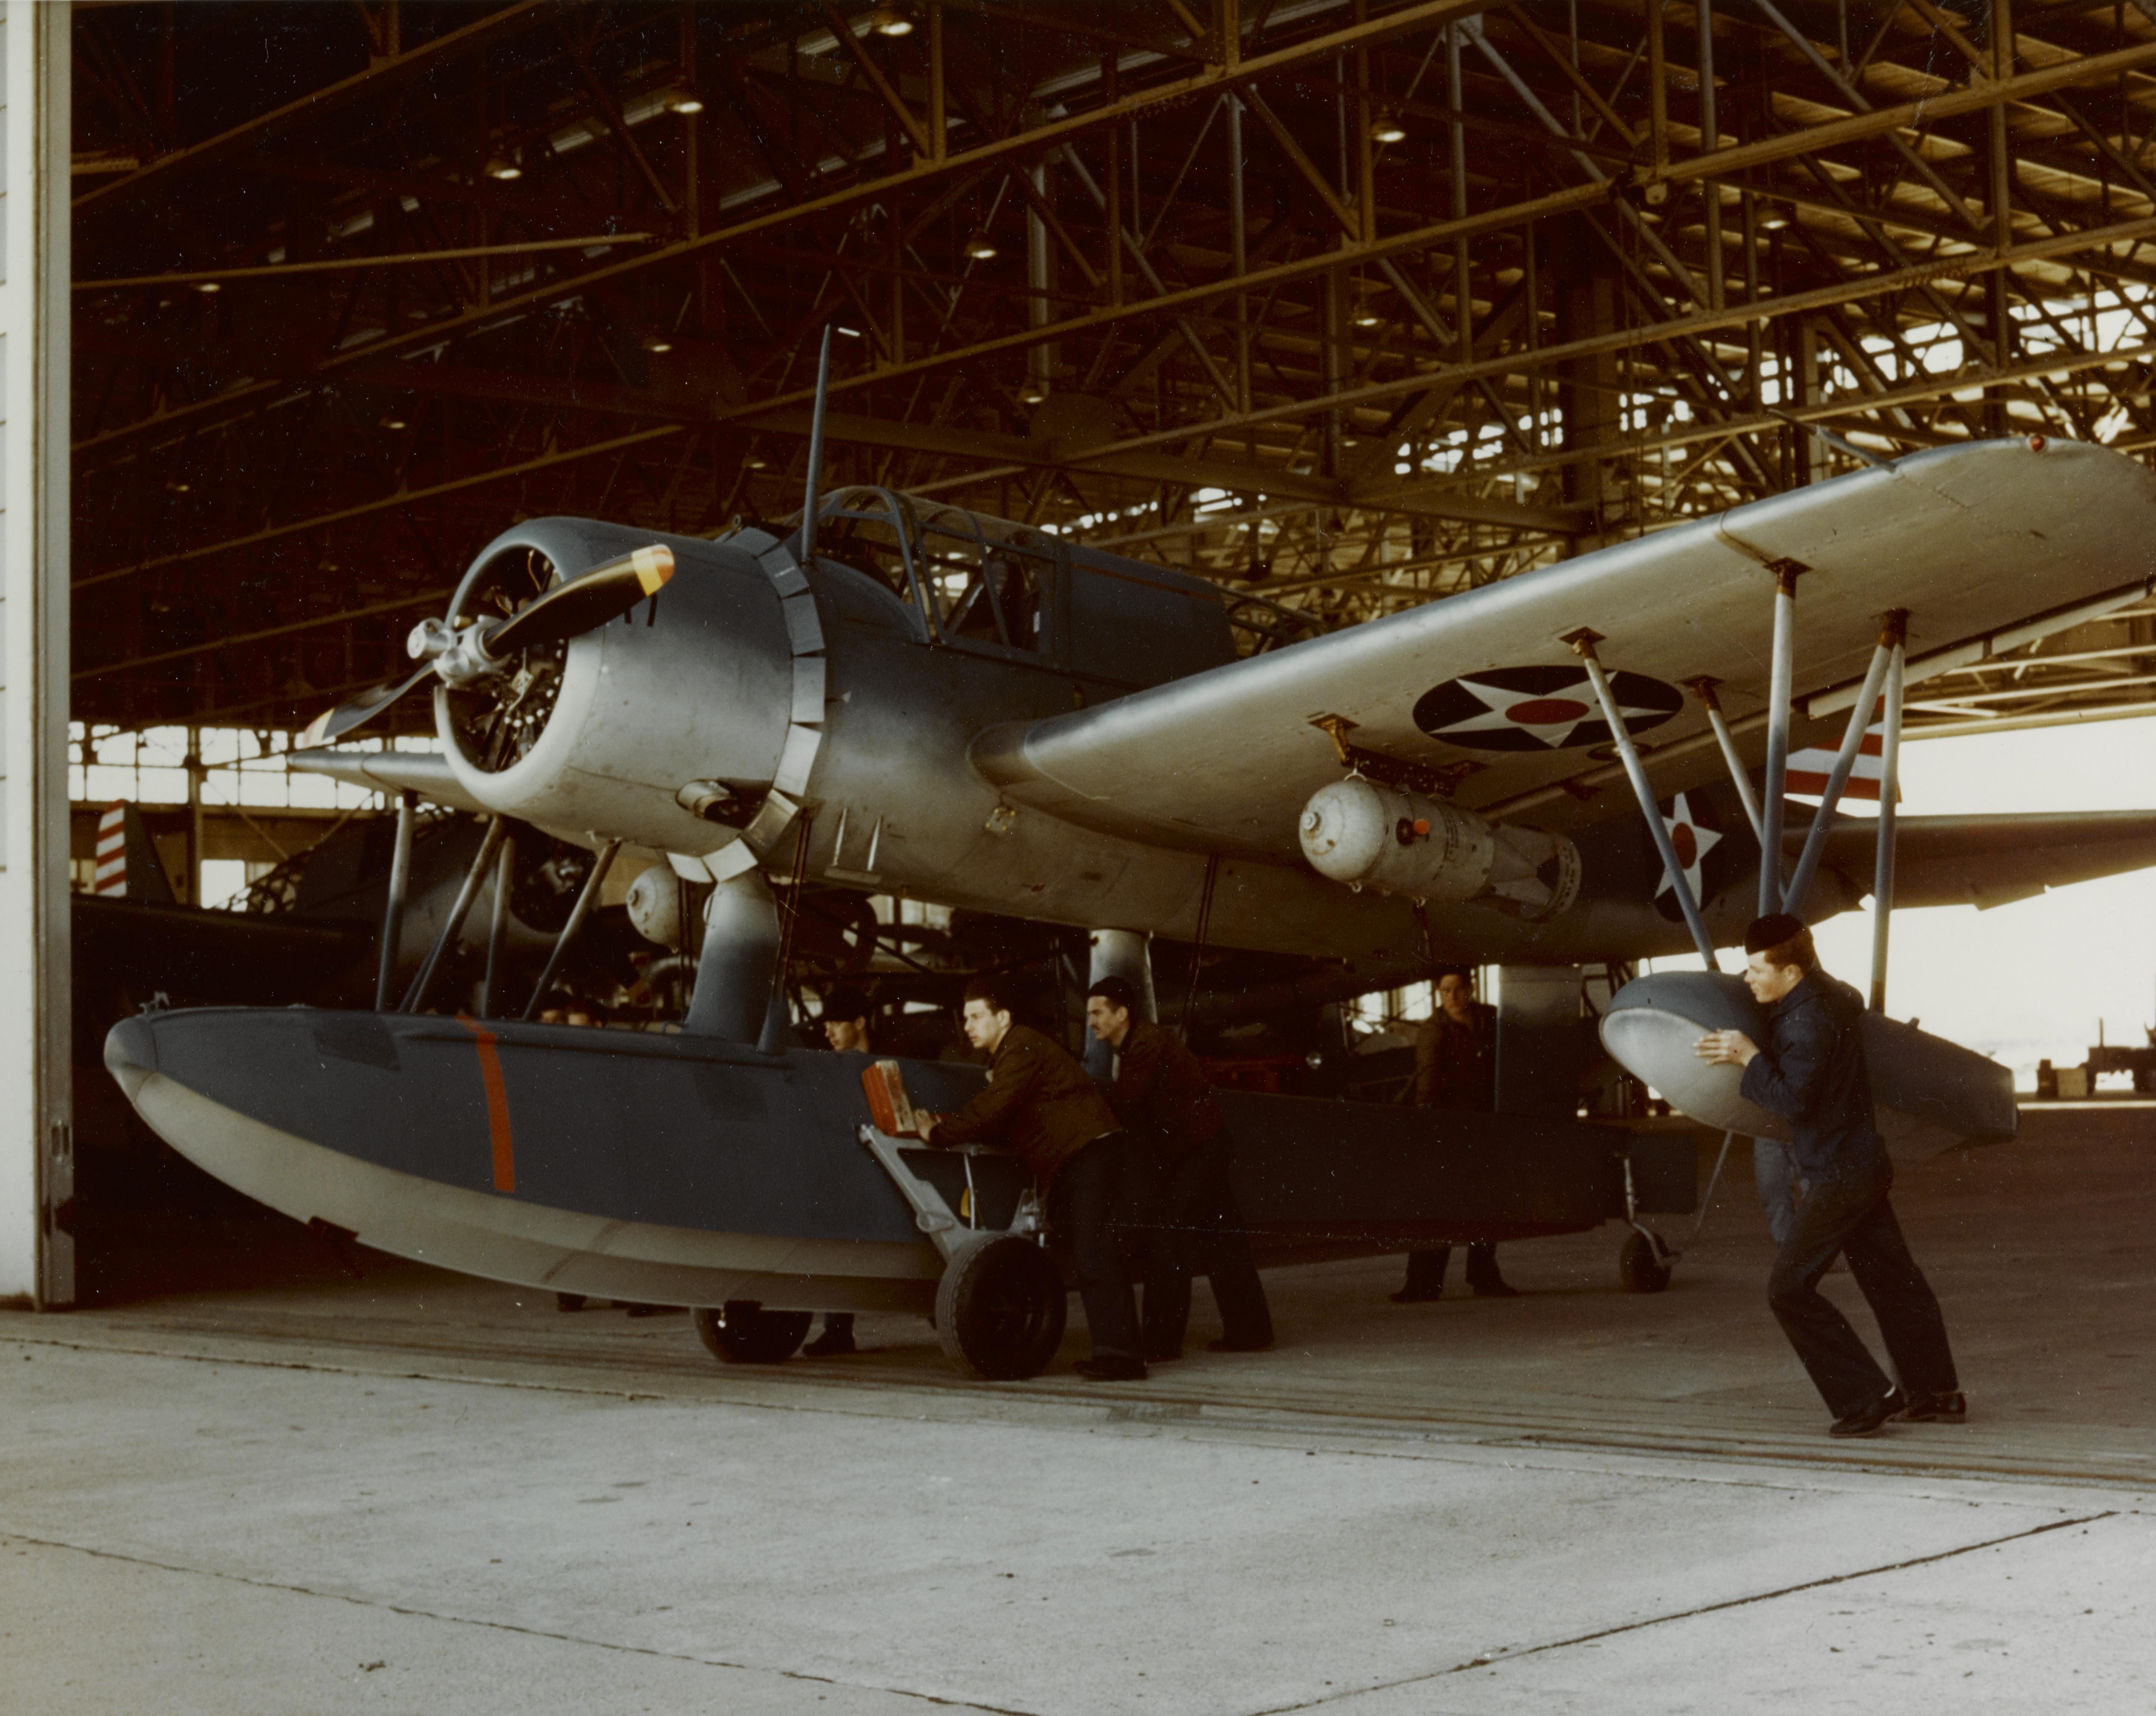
[1242, 1509, 2118, 1715]
[12, 1331, 2151, 1506]
[0, 1529, 1035, 1716]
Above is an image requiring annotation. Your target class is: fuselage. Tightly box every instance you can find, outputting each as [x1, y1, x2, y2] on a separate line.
[431, 490, 1793, 968]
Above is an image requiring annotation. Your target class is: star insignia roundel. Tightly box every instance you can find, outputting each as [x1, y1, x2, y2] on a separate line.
[1412, 664, 1683, 753]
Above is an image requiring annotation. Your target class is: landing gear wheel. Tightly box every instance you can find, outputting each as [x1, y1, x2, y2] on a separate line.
[1619, 1229, 1674, 1294]
[694, 1301, 813, 1365]
[935, 1233, 1068, 1380]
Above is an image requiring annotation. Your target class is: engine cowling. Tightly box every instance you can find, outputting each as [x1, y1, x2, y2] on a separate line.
[437, 519, 796, 854]
[1298, 778, 1581, 921]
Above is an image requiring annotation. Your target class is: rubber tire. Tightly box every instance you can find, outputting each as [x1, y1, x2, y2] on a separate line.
[935, 1234, 1068, 1380]
[693, 1301, 814, 1365]
[1619, 1229, 1674, 1294]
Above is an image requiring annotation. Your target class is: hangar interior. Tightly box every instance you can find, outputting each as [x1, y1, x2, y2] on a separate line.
[9, 0, 2156, 1307]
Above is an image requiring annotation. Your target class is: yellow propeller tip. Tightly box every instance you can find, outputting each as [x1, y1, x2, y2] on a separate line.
[631, 543, 675, 595]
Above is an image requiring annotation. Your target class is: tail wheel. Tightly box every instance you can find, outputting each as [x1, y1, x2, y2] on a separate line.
[935, 1233, 1068, 1380]
[693, 1301, 813, 1365]
[1619, 1229, 1674, 1294]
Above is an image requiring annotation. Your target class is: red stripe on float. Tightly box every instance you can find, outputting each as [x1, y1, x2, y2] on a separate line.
[456, 1015, 516, 1192]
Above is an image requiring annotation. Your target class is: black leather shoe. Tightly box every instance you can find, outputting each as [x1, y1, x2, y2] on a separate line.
[1142, 1348, 1182, 1364]
[1207, 1337, 1274, 1354]
[1390, 1288, 1442, 1304]
[1898, 1389, 1967, 1423]
[1829, 1387, 1905, 1438]
[1075, 1355, 1148, 1381]
[1469, 1280, 1521, 1298]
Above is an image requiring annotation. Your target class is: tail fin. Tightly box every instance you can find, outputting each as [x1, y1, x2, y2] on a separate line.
[91, 801, 177, 904]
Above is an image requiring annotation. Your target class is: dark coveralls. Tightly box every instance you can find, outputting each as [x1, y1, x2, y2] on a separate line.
[1740, 972, 1960, 1419]
[1398, 1001, 1508, 1299]
[934, 1024, 1143, 1362]
[1107, 1020, 1274, 1358]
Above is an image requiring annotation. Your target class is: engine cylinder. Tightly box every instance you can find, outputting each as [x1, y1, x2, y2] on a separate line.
[437, 521, 794, 856]
[1297, 778, 1581, 922]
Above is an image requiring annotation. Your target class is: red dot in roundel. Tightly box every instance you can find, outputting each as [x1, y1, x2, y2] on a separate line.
[1505, 698, 1590, 726]
[1671, 822, 1698, 867]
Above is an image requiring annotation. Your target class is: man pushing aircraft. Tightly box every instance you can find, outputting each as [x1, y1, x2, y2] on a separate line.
[1695, 915, 1967, 1438]
[921, 978, 1148, 1382]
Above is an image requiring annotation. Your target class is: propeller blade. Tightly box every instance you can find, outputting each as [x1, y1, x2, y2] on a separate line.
[484, 544, 674, 658]
[297, 664, 434, 749]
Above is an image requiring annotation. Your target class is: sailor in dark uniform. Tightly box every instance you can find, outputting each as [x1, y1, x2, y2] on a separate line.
[1696, 914, 1964, 1438]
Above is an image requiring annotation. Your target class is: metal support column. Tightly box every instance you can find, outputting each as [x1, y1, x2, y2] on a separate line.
[1758, 564, 1800, 915]
[1085, 928, 1156, 1078]
[1869, 630, 1907, 1014]
[1567, 631, 1720, 969]
[0, 0, 74, 1307]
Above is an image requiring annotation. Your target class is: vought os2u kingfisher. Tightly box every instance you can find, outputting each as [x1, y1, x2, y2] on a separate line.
[104, 340, 2156, 1379]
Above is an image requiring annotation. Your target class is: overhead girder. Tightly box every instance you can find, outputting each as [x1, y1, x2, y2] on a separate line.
[67, 0, 2156, 735]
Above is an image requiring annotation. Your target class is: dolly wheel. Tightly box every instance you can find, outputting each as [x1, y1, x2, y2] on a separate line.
[1619, 1229, 1673, 1294]
[694, 1301, 814, 1365]
[936, 1234, 1068, 1380]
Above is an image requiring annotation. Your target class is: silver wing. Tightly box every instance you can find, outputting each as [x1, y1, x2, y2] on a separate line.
[973, 438, 2156, 853]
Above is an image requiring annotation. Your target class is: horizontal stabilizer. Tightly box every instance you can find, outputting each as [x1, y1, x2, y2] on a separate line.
[1796, 809, 2156, 911]
[286, 747, 488, 815]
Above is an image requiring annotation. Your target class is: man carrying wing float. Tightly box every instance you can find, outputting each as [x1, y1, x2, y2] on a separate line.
[920, 977, 1147, 1382]
[1696, 915, 1965, 1438]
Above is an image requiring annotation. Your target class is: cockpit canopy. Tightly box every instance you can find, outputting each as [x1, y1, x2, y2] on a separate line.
[773, 485, 1241, 689]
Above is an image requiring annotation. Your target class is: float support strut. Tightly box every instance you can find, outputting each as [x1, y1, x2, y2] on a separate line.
[402, 816, 507, 1014]
[375, 790, 416, 1011]
[480, 831, 517, 1019]
[521, 839, 622, 1020]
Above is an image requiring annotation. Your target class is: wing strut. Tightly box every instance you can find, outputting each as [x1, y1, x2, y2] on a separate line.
[1868, 629, 1908, 1015]
[1786, 611, 1906, 913]
[1564, 629, 1722, 971]
[1760, 563, 1800, 915]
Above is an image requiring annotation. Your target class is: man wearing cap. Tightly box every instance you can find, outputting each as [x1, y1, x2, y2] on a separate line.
[1696, 914, 1964, 1438]
[805, 987, 878, 1357]
[1393, 967, 1518, 1303]
[1085, 976, 1273, 1361]
[921, 977, 1146, 1381]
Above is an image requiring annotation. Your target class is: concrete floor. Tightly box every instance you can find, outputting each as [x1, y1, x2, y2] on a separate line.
[5, 1105, 2152, 1713]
